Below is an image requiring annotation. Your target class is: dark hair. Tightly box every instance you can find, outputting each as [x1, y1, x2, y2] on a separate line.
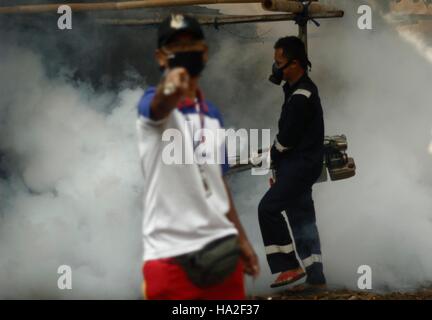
[274, 36, 311, 70]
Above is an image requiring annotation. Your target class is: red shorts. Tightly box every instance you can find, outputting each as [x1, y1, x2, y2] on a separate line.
[143, 257, 245, 300]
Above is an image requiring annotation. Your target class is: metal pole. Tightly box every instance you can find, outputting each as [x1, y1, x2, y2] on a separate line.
[95, 12, 344, 26]
[298, 22, 308, 53]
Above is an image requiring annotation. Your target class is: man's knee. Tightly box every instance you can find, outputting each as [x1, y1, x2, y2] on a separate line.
[258, 196, 270, 219]
[258, 191, 281, 222]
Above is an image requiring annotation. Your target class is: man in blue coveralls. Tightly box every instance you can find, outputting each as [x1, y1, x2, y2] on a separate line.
[258, 36, 326, 290]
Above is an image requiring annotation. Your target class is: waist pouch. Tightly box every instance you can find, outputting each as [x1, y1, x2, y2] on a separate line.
[174, 234, 241, 288]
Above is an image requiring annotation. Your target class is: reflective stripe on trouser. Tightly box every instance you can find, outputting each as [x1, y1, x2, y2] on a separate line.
[290, 214, 325, 285]
[258, 170, 326, 285]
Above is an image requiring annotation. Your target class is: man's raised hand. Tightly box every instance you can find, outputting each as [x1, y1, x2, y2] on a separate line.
[150, 67, 190, 121]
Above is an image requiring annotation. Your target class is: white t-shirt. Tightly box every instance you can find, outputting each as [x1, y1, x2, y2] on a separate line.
[136, 87, 238, 262]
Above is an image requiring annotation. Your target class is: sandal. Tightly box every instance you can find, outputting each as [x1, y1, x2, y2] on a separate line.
[270, 270, 306, 288]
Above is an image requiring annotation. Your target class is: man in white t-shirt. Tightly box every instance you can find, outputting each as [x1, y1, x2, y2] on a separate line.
[136, 14, 259, 300]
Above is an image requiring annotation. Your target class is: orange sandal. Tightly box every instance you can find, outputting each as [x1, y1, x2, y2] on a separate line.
[270, 270, 306, 288]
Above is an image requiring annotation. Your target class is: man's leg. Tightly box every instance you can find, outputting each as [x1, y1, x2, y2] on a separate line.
[287, 187, 326, 285]
[258, 177, 303, 274]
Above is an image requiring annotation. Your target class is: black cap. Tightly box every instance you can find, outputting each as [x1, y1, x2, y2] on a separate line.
[157, 14, 205, 48]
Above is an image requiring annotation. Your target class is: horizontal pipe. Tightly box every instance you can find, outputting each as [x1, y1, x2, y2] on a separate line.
[95, 12, 344, 26]
[0, 0, 261, 14]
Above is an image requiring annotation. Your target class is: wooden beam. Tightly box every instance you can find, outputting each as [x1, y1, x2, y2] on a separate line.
[0, 0, 261, 14]
[261, 0, 339, 14]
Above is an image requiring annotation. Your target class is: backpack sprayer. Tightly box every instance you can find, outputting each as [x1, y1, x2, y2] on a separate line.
[323, 135, 356, 181]
[227, 135, 356, 183]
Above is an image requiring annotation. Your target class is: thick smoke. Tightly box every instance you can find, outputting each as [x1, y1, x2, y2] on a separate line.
[312, 0, 432, 292]
[219, 0, 432, 294]
[1, 0, 432, 298]
[0, 44, 144, 299]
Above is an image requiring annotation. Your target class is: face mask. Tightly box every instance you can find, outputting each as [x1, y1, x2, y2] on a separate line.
[167, 51, 205, 77]
[269, 61, 290, 85]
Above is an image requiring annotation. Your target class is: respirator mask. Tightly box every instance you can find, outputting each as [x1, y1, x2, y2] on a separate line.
[268, 61, 291, 85]
[165, 51, 206, 77]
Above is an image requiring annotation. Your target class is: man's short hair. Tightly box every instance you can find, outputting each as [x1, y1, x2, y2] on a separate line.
[274, 36, 311, 70]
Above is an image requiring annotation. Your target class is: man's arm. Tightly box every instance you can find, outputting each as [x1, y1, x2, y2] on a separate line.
[223, 178, 260, 277]
[276, 93, 311, 150]
[150, 67, 190, 121]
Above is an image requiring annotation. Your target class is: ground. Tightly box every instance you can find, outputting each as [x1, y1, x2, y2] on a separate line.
[254, 288, 432, 300]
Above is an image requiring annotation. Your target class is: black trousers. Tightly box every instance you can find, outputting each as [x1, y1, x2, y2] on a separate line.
[258, 158, 326, 285]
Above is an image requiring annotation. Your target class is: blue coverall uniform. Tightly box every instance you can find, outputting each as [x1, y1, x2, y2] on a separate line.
[258, 73, 326, 285]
